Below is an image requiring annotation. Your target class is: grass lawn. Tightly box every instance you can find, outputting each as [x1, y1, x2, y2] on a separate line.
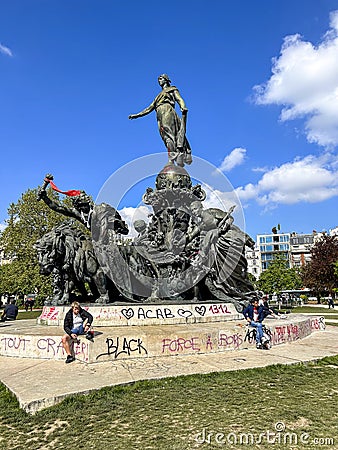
[17, 310, 42, 320]
[0, 357, 337, 450]
[290, 306, 336, 314]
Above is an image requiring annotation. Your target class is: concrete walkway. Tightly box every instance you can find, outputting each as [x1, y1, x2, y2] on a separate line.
[0, 325, 337, 414]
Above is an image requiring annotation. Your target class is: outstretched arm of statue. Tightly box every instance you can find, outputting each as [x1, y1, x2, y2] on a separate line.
[129, 101, 155, 119]
[40, 191, 77, 218]
[37, 175, 80, 221]
[218, 205, 236, 234]
[37, 173, 53, 201]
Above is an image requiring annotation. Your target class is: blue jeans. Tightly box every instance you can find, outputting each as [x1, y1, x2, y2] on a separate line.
[250, 321, 263, 343]
[71, 324, 85, 335]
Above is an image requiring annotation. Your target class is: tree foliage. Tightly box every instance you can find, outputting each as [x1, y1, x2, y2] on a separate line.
[256, 256, 302, 294]
[302, 235, 338, 298]
[0, 187, 70, 303]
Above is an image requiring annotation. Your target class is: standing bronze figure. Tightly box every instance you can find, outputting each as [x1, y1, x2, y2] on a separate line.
[129, 74, 192, 167]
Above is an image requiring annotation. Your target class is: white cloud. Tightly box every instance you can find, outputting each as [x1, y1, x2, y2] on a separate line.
[0, 43, 13, 57]
[203, 186, 240, 211]
[117, 151, 338, 230]
[236, 153, 338, 206]
[217, 147, 247, 173]
[0, 222, 7, 232]
[118, 205, 152, 237]
[253, 10, 338, 147]
[252, 166, 269, 173]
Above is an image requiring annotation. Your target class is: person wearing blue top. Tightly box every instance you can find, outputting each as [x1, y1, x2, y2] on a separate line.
[243, 298, 265, 349]
[1, 299, 18, 322]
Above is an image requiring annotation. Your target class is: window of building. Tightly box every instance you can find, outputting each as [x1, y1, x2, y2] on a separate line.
[279, 244, 289, 251]
[261, 253, 273, 261]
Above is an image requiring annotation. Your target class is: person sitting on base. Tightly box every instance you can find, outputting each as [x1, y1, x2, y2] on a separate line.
[243, 298, 265, 349]
[1, 299, 19, 322]
[259, 295, 280, 319]
[62, 301, 94, 364]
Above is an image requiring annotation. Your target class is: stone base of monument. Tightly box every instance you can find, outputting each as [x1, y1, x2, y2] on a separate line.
[37, 302, 243, 327]
[0, 311, 326, 364]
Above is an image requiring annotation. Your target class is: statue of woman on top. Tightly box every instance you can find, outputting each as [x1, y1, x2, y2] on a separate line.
[129, 74, 192, 167]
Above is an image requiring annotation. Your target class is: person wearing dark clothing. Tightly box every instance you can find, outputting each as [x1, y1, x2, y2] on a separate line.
[243, 299, 265, 349]
[25, 298, 35, 312]
[260, 296, 279, 319]
[328, 297, 335, 309]
[61, 301, 93, 363]
[1, 300, 18, 321]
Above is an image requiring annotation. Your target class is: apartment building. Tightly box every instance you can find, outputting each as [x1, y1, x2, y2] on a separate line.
[245, 246, 262, 279]
[246, 227, 337, 278]
[289, 233, 313, 268]
[257, 231, 291, 271]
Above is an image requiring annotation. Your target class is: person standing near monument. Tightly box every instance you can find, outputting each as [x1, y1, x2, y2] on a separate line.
[129, 74, 192, 167]
[61, 301, 94, 364]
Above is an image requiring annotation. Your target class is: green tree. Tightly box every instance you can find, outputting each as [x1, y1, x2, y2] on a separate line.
[334, 261, 338, 297]
[302, 235, 338, 302]
[256, 256, 302, 294]
[0, 187, 69, 304]
[247, 272, 257, 288]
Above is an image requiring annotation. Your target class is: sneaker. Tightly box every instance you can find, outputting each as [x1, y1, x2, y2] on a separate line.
[86, 331, 94, 341]
[256, 343, 262, 349]
[65, 355, 75, 364]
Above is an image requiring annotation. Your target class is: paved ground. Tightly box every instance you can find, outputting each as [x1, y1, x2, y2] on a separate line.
[0, 325, 337, 414]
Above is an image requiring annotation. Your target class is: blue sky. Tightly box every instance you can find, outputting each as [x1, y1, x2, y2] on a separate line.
[1, 0, 337, 239]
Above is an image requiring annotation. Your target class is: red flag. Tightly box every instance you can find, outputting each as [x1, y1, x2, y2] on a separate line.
[47, 179, 81, 197]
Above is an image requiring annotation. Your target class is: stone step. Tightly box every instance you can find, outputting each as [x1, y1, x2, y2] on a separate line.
[0, 315, 326, 364]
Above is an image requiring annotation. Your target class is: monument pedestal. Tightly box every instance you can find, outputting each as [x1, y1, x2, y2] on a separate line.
[37, 302, 243, 327]
[0, 314, 326, 364]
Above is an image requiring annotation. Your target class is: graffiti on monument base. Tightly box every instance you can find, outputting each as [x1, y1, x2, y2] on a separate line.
[1, 317, 324, 362]
[39, 303, 235, 325]
[96, 337, 148, 360]
[93, 303, 233, 321]
[311, 316, 326, 330]
[161, 331, 244, 354]
[0, 336, 89, 361]
[39, 306, 60, 321]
